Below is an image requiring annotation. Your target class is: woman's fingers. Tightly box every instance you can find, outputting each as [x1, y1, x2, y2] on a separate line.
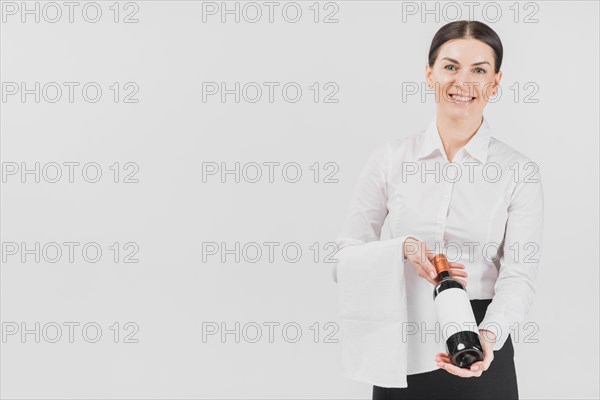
[469, 361, 485, 372]
[416, 261, 437, 285]
[421, 246, 437, 279]
[415, 243, 438, 284]
[435, 355, 483, 378]
[405, 241, 471, 287]
[434, 354, 452, 364]
[449, 264, 468, 287]
[438, 360, 483, 378]
[423, 259, 438, 280]
[417, 264, 468, 286]
[435, 352, 486, 378]
[405, 238, 438, 285]
[449, 270, 467, 282]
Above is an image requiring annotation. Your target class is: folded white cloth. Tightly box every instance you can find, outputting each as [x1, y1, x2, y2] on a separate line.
[335, 236, 411, 388]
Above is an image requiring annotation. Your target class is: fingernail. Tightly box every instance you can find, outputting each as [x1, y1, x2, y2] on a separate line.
[471, 365, 479, 371]
[430, 271, 436, 278]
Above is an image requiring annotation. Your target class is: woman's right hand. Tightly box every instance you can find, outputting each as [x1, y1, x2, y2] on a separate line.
[403, 237, 468, 287]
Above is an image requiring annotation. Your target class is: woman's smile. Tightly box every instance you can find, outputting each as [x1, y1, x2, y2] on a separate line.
[448, 93, 477, 105]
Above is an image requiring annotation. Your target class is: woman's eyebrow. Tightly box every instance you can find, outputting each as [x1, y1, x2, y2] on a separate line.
[441, 57, 491, 66]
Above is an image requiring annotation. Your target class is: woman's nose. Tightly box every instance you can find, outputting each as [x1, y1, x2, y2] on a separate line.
[452, 77, 478, 96]
[458, 68, 473, 85]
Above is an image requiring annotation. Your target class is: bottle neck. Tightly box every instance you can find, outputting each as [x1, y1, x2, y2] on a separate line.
[438, 270, 452, 281]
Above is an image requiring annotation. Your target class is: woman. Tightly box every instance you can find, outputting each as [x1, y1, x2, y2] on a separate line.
[334, 20, 544, 399]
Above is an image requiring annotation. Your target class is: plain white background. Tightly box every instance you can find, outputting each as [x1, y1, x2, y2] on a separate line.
[1, 1, 598, 398]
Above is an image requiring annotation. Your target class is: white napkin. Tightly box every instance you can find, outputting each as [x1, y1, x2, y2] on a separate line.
[334, 237, 409, 388]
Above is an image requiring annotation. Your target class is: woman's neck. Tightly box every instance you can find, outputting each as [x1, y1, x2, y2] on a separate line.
[435, 113, 484, 163]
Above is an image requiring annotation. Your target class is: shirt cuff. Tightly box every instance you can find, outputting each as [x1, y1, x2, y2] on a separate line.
[478, 311, 510, 351]
[400, 235, 424, 263]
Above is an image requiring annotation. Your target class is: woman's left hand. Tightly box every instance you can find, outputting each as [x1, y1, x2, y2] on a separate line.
[434, 329, 496, 378]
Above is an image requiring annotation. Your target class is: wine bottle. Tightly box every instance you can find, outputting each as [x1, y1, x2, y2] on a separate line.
[432, 254, 484, 368]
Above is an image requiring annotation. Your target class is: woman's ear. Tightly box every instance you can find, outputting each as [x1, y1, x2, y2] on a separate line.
[491, 70, 502, 95]
[425, 64, 433, 88]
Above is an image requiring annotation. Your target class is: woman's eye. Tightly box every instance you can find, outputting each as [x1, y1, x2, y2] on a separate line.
[445, 65, 456, 71]
[475, 68, 486, 74]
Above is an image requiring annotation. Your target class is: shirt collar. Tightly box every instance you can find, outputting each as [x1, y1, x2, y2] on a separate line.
[416, 116, 492, 164]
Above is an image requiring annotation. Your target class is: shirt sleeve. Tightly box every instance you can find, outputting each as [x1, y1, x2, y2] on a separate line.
[331, 142, 422, 283]
[478, 163, 545, 351]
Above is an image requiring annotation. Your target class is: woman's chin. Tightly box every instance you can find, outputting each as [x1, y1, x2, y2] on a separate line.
[440, 105, 478, 120]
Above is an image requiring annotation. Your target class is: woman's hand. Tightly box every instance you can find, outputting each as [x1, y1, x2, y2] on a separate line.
[403, 237, 469, 287]
[434, 329, 496, 377]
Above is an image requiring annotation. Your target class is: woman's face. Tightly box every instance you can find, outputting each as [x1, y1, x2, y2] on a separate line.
[425, 37, 502, 121]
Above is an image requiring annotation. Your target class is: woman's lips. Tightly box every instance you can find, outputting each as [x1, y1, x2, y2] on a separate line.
[449, 93, 476, 104]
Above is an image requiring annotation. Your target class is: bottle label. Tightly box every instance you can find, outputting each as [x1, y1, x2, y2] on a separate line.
[434, 288, 479, 341]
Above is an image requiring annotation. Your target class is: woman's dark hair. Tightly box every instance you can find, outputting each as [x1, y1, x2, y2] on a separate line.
[428, 20, 503, 74]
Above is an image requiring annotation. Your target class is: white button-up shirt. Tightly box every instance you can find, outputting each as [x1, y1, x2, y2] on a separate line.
[333, 115, 544, 388]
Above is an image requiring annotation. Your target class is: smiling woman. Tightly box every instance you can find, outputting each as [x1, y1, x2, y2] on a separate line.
[373, 21, 523, 399]
[333, 19, 543, 400]
[424, 21, 503, 163]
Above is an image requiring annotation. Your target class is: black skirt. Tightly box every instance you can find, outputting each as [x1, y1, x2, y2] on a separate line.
[373, 299, 518, 400]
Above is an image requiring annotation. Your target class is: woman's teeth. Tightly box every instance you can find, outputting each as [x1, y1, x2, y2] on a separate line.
[450, 94, 475, 103]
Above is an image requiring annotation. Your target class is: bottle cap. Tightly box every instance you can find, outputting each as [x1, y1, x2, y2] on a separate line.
[433, 254, 450, 274]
